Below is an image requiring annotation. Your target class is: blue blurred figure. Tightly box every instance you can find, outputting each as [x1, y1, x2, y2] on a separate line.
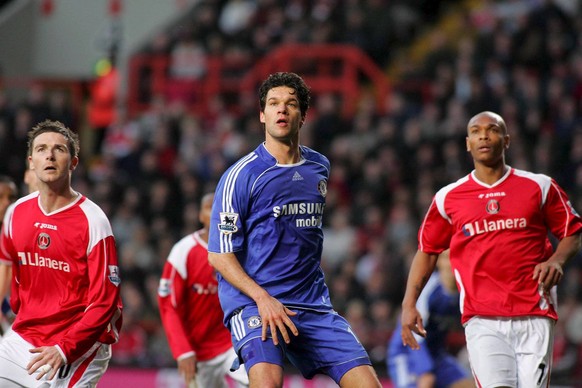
[387, 251, 474, 388]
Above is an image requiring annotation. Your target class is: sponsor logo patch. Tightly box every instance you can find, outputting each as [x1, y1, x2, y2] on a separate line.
[158, 278, 171, 297]
[108, 265, 121, 287]
[218, 212, 239, 234]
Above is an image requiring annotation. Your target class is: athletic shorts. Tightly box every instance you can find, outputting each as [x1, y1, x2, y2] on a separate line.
[465, 316, 554, 388]
[228, 306, 372, 384]
[196, 347, 248, 388]
[388, 350, 469, 388]
[0, 330, 111, 387]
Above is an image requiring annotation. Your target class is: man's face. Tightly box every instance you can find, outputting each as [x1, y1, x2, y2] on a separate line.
[260, 86, 304, 143]
[466, 113, 509, 167]
[29, 131, 78, 185]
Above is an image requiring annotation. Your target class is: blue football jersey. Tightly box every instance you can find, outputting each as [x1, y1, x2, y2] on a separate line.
[208, 143, 333, 321]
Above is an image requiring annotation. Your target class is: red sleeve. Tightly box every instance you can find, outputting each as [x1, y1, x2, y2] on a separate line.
[57, 235, 122, 362]
[544, 180, 582, 239]
[158, 260, 195, 360]
[418, 198, 453, 254]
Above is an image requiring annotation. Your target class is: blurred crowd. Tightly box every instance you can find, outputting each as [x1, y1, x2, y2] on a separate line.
[2, 0, 582, 382]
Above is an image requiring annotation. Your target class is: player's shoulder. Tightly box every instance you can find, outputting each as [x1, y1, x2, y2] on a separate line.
[224, 146, 269, 177]
[511, 168, 553, 184]
[79, 195, 108, 217]
[435, 174, 471, 198]
[300, 145, 330, 169]
[7, 192, 40, 219]
[13, 191, 39, 208]
[78, 195, 113, 230]
[171, 233, 199, 254]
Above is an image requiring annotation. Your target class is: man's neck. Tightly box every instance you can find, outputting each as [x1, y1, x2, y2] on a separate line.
[473, 164, 509, 185]
[38, 185, 78, 213]
[264, 139, 300, 164]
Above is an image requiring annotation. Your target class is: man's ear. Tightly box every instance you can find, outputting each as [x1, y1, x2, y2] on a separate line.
[70, 156, 79, 171]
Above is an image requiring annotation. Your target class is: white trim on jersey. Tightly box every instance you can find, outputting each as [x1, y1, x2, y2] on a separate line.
[220, 153, 257, 253]
[167, 232, 205, 279]
[512, 168, 574, 238]
[434, 175, 469, 223]
[79, 199, 114, 256]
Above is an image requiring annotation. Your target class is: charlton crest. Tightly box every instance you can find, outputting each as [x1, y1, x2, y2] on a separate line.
[486, 199, 500, 214]
[37, 233, 51, 249]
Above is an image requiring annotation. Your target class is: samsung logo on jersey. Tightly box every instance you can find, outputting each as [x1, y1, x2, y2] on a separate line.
[462, 218, 527, 237]
[17, 252, 70, 272]
[272, 202, 325, 218]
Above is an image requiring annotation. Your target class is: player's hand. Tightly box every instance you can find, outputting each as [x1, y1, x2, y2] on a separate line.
[27, 345, 65, 381]
[533, 260, 564, 292]
[178, 355, 197, 386]
[256, 295, 298, 345]
[401, 305, 426, 350]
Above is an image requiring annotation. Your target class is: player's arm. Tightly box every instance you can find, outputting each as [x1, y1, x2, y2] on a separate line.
[58, 235, 121, 362]
[158, 262, 197, 384]
[28, 234, 122, 380]
[401, 250, 438, 350]
[208, 251, 298, 345]
[535, 180, 582, 292]
[533, 233, 582, 292]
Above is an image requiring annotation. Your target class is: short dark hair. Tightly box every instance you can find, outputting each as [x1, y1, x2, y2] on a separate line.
[27, 120, 80, 158]
[258, 72, 311, 117]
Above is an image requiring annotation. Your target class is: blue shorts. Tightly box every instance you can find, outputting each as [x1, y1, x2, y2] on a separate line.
[388, 350, 469, 388]
[228, 306, 372, 383]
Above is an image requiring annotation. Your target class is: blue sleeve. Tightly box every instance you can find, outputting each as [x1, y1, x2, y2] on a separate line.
[208, 159, 252, 254]
[428, 284, 460, 316]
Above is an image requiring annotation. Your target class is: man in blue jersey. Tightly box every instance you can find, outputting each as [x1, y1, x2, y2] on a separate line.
[388, 251, 474, 388]
[208, 72, 381, 387]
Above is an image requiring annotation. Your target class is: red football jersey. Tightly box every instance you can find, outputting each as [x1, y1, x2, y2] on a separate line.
[0, 192, 122, 363]
[157, 231, 232, 362]
[419, 168, 582, 324]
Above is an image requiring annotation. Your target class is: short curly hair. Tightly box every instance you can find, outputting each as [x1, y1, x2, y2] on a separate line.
[258, 72, 311, 117]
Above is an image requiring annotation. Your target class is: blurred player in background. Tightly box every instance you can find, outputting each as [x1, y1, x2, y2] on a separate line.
[208, 72, 381, 387]
[388, 250, 474, 388]
[401, 111, 582, 387]
[0, 175, 17, 334]
[158, 192, 249, 388]
[0, 120, 122, 386]
[0, 165, 39, 337]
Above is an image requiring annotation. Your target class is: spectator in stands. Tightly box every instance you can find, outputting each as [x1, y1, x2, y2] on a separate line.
[166, 31, 207, 104]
